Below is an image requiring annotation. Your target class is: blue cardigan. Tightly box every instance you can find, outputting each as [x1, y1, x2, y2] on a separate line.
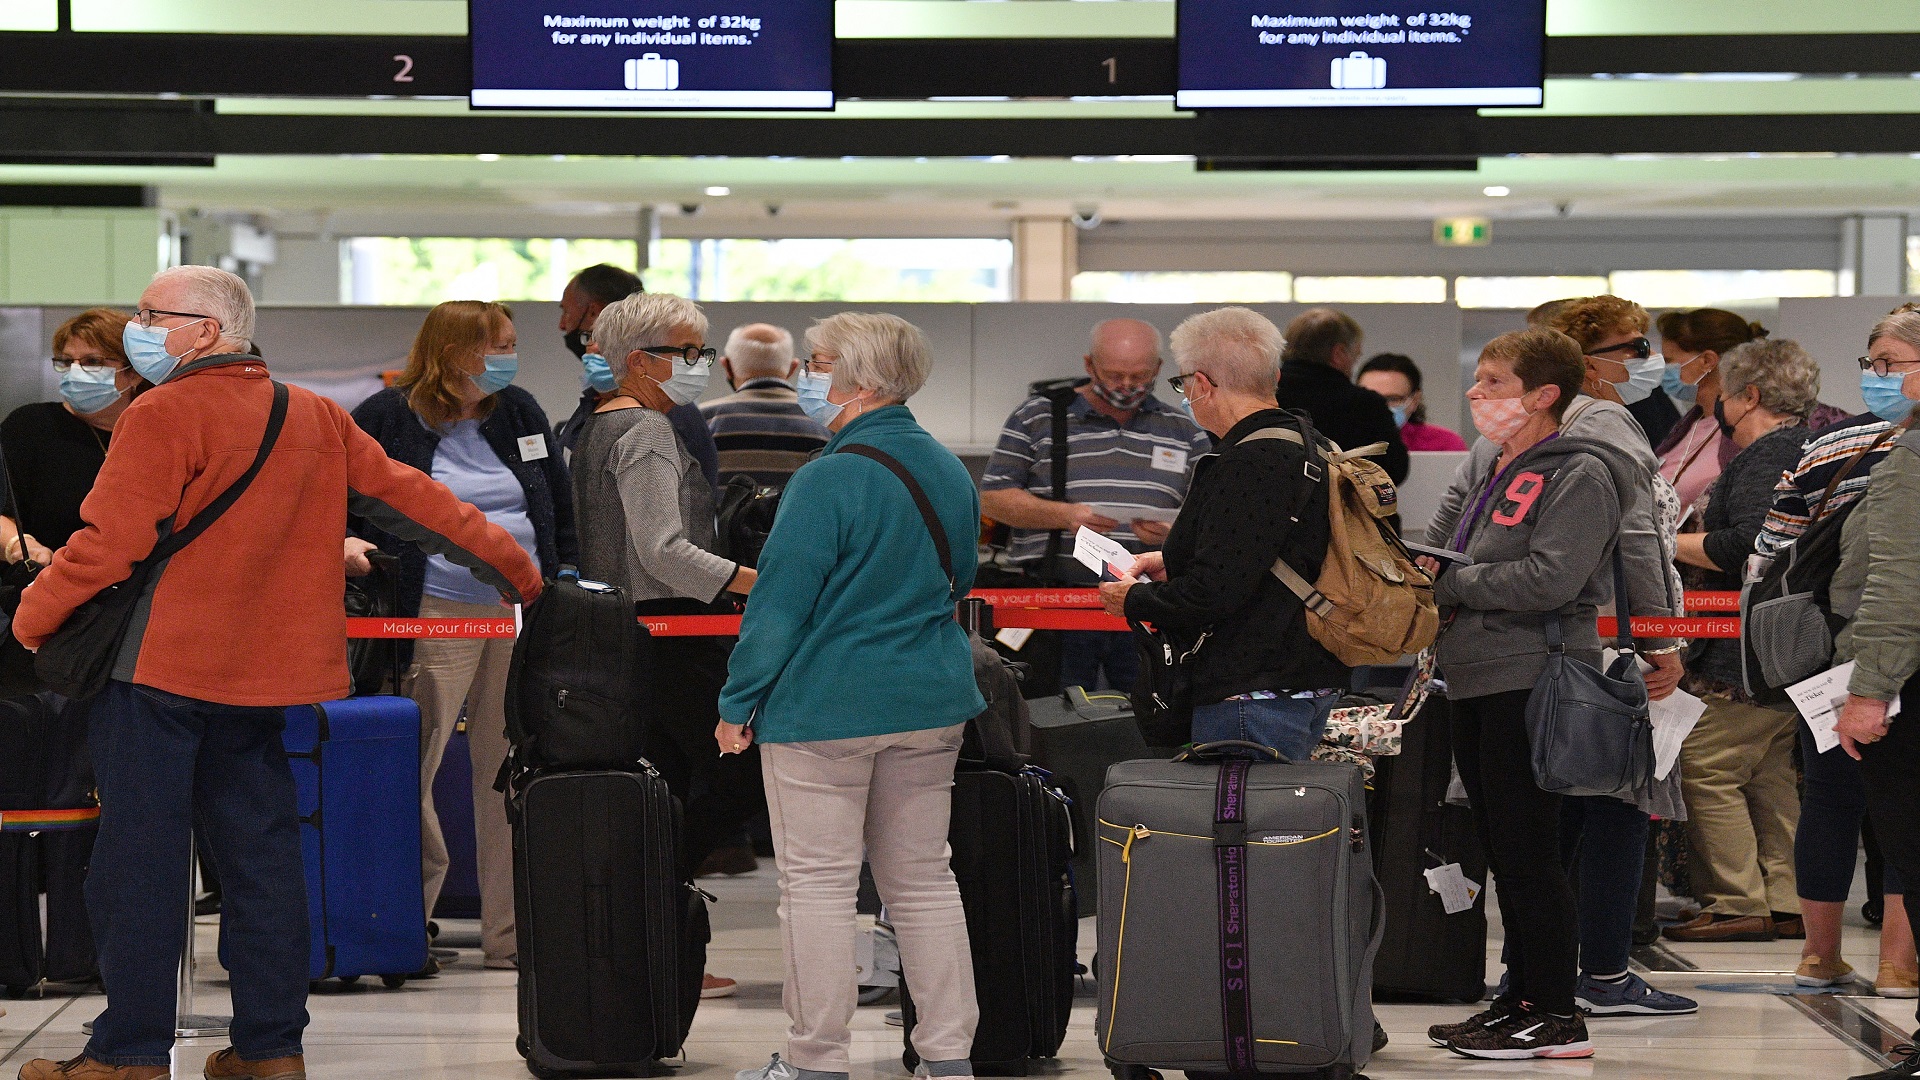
[351, 385, 577, 665]
[720, 405, 984, 743]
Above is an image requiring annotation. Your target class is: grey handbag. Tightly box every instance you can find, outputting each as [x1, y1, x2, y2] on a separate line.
[1525, 543, 1655, 799]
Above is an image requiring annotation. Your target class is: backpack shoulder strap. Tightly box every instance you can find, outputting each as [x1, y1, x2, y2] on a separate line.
[1233, 423, 1336, 614]
[836, 443, 958, 598]
[1811, 425, 1902, 521]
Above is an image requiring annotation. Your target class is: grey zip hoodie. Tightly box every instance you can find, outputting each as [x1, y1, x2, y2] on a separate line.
[1426, 434, 1668, 700]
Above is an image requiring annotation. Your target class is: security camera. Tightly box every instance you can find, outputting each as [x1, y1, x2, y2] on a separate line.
[766, 202, 782, 217]
[1556, 201, 1572, 218]
[1072, 205, 1102, 230]
[680, 202, 702, 217]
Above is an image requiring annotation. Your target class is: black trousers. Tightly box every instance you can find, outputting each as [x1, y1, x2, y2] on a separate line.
[1858, 672, 1920, 1028]
[639, 627, 766, 881]
[1451, 689, 1579, 1015]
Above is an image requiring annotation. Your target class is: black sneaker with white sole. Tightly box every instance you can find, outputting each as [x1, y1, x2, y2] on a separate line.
[1444, 1004, 1594, 1060]
[1428, 1001, 1519, 1046]
[1852, 1043, 1920, 1080]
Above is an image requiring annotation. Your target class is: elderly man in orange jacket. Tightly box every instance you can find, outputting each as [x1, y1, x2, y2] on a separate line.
[13, 266, 543, 1080]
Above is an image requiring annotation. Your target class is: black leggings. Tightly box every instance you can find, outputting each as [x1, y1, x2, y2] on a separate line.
[1451, 689, 1579, 1015]
[1859, 672, 1920, 1027]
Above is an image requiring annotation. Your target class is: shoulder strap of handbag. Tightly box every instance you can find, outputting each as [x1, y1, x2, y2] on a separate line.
[147, 381, 289, 566]
[1546, 534, 1634, 656]
[1809, 425, 1902, 522]
[835, 443, 958, 599]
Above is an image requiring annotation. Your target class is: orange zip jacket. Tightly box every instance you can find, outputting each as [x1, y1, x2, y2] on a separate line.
[14, 355, 544, 707]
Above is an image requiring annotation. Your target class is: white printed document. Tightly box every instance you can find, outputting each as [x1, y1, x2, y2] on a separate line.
[1086, 504, 1180, 525]
[1789, 661, 1901, 754]
[1073, 526, 1135, 580]
[1649, 687, 1706, 781]
[1423, 863, 1482, 915]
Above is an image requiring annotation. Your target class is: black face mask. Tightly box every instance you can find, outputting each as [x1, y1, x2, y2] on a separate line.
[1713, 396, 1738, 440]
[562, 328, 588, 359]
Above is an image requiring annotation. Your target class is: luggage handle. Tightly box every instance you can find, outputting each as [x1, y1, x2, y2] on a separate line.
[1174, 740, 1290, 764]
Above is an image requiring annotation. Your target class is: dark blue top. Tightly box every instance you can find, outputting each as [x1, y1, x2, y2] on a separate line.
[351, 385, 577, 665]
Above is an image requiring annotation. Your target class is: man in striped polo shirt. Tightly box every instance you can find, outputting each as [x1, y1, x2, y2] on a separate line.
[981, 318, 1211, 693]
[700, 323, 830, 486]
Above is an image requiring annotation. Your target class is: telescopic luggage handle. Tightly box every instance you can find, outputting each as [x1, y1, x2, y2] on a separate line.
[1174, 740, 1289, 764]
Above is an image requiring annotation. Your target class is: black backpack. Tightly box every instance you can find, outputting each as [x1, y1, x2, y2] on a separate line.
[500, 568, 654, 778]
[714, 474, 783, 571]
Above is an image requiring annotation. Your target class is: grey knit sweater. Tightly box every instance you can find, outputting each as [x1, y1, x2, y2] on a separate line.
[571, 405, 736, 604]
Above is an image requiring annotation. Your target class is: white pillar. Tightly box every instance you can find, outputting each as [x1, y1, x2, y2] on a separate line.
[1012, 217, 1077, 302]
[1840, 214, 1909, 297]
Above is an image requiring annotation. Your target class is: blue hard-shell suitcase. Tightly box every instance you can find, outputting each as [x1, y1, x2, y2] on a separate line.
[285, 696, 427, 987]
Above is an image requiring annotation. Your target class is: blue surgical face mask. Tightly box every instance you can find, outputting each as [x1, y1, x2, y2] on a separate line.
[580, 352, 618, 393]
[1662, 355, 1707, 408]
[1861, 371, 1916, 424]
[1613, 355, 1666, 406]
[1389, 403, 1411, 428]
[658, 356, 710, 406]
[795, 368, 842, 426]
[471, 352, 518, 397]
[59, 364, 127, 415]
[122, 318, 208, 384]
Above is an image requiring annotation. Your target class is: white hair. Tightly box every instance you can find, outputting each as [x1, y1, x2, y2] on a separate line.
[593, 292, 709, 378]
[1169, 307, 1283, 395]
[723, 323, 796, 380]
[805, 312, 932, 402]
[151, 265, 255, 348]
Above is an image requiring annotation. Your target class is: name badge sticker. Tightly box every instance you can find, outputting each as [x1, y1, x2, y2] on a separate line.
[1151, 446, 1188, 473]
[518, 434, 550, 462]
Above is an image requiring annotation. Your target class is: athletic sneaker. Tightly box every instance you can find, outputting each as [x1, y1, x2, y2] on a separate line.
[1444, 1005, 1594, 1060]
[1850, 1043, 1920, 1080]
[1575, 972, 1698, 1016]
[1428, 1000, 1518, 1046]
[735, 1054, 847, 1080]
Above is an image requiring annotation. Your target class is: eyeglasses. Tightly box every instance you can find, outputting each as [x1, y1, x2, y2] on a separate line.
[1166, 372, 1208, 396]
[1859, 355, 1920, 377]
[51, 357, 123, 373]
[640, 345, 717, 366]
[1588, 337, 1653, 361]
[804, 354, 836, 375]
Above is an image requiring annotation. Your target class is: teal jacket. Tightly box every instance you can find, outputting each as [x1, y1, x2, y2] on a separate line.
[720, 405, 985, 743]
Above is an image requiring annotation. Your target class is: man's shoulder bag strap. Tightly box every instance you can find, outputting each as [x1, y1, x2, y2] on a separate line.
[150, 380, 290, 564]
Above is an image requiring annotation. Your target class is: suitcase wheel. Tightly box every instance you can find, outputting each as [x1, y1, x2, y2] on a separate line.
[527, 1061, 566, 1080]
[338, 975, 361, 986]
[515, 1036, 529, 1059]
[2, 984, 29, 1000]
[381, 974, 407, 989]
[1106, 1065, 1160, 1080]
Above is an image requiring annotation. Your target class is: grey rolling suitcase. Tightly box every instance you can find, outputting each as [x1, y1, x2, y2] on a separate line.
[1095, 742, 1382, 1080]
[1028, 687, 1157, 916]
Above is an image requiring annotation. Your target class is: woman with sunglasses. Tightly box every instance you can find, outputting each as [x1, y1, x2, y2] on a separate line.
[572, 291, 759, 1000]
[1545, 295, 1681, 447]
[1, 308, 150, 570]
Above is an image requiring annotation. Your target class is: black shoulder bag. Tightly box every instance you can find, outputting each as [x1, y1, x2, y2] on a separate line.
[1524, 541, 1655, 799]
[0, 445, 46, 698]
[36, 381, 289, 700]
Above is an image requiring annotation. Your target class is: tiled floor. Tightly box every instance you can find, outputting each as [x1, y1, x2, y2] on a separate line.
[0, 867, 1907, 1079]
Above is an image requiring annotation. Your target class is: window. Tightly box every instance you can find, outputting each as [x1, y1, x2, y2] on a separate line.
[344, 237, 640, 306]
[1606, 270, 1836, 308]
[1070, 271, 1294, 303]
[1292, 276, 1447, 304]
[1454, 276, 1611, 309]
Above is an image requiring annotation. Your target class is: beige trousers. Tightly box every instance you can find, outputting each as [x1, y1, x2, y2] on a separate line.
[411, 594, 517, 964]
[763, 724, 978, 1074]
[1679, 697, 1802, 918]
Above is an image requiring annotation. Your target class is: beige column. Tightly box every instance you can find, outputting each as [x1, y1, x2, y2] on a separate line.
[1012, 217, 1078, 302]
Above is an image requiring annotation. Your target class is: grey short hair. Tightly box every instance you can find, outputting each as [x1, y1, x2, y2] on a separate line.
[152, 266, 255, 348]
[805, 312, 931, 402]
[593, 292, 709, 378]
[1868, 305, 1920, 358]
[1722, 337, 1820, 420]
[1169, 307, 1284, 395]
[724, 323, 795, 380]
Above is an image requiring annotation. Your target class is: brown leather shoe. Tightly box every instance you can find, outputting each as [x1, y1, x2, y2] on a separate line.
[203, 1048, 306, 1080]
[1772, 913, 1806, 939]
[1662, 912, 1776, 942]
[17, 1055, 169, 1080]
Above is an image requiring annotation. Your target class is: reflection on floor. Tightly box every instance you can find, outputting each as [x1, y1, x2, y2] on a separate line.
[0, 867, 1908, 1079]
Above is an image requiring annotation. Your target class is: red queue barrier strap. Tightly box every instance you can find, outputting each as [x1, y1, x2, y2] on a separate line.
[1684, 591, 1740, 613]
[643, 615, 746, 637]
[346, 617, 517, 638]
[989, 609, 1128, 631]
[1599, 616, 1740, 639]
[970, 588, 1104, 609]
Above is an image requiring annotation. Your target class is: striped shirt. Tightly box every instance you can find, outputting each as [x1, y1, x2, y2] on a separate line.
[698, 378, 831, 487]
[980, 392, 1212, 566]
[1755, 414, 1899, 565]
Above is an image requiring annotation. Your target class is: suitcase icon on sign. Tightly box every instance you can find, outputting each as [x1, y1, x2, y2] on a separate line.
[624, 53, 680, 91]
[1330, 51, 1386, 90]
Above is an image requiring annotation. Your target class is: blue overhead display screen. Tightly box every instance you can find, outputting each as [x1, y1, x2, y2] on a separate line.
[470, 1, 834, 110]
[1176, 1, 1546, 108]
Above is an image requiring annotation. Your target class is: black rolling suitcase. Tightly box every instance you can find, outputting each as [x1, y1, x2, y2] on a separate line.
[1366, 696, 1487, 1002]
[901, 765, 1077, 1076]
[0, 692, 97, 995]
[511, 768, 706, 1079]
[1027, 687, 1159, 916]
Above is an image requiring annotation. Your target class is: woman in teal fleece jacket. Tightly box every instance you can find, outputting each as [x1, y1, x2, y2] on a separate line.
[718, 313, 984, 1080]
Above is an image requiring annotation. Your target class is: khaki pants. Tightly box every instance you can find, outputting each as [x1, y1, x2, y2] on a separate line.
[411, 594, 516, 964]
[1679, 697, 1801, 918]
[763, 724, 978, 1074]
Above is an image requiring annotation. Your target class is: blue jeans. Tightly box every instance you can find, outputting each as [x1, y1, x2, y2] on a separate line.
[1191, 692, 1337, 763]
[1058, 631, 1140, 694]
[85, 681, 309, 1066]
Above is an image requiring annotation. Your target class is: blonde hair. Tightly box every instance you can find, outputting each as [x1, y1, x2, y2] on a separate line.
[1170, 307, 1283, 395]
[1546, 295, 1650, 352]
[395, 300, 513, 429]
[806, 312, 932, 401]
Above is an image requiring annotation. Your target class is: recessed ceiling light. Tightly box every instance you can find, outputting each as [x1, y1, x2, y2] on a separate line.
[1483, 185, 1511, 197]
[705, 185, 732, 197]
[476, 153, 501, 162]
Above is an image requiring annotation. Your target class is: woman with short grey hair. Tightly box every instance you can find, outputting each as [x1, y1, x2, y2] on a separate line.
[720, 311, 983, 1080]
[1666, 337, 1820, 944]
